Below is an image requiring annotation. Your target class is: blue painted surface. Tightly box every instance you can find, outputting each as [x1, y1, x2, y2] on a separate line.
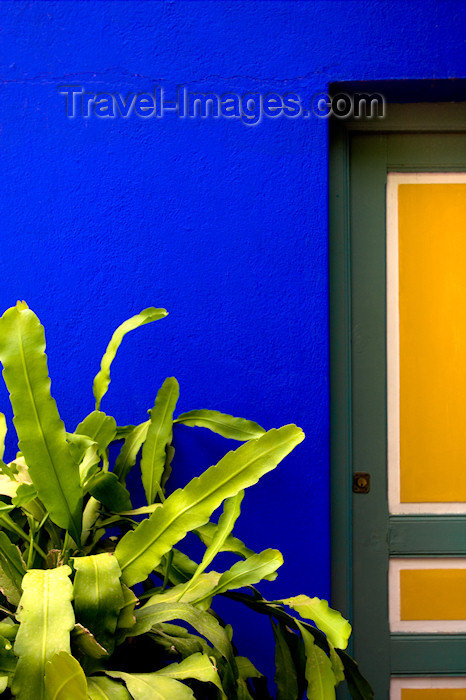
[0, 0, 465, 683]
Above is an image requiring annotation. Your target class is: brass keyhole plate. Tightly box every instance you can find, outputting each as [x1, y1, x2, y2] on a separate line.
[353, 472, 371, 494]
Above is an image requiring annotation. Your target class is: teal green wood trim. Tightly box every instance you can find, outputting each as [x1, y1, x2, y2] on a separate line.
[340, 102, 466, 133]
[389, 516, 466, 556]
[349, 132, 391, 699]
[387, 133, 466, 169]
[330, 122, 359, 700]
[329, 103, 466, 699]
[391, 635, 466, 675]
[329, 120, 353, 628]
[348, 130, 466, 695]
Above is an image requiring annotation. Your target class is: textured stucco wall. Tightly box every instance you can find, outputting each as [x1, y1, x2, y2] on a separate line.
[1, 0, 465, 679]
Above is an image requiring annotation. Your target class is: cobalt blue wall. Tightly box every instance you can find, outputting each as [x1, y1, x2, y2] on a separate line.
[1, 0, 465, 681]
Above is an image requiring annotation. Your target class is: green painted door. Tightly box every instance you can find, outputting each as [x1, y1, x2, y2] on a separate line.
[330, 104, 466, 699]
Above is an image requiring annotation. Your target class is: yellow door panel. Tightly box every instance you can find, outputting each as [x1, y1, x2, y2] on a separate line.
[400, 568, 466, 620]
[399, 183, 466, 502]
[402, 690, 466, 699]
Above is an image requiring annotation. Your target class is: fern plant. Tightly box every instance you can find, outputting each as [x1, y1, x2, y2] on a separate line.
[0, 302, 373, 699]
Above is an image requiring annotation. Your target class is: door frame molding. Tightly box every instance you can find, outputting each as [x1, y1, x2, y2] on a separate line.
[329, 101, 466, 638]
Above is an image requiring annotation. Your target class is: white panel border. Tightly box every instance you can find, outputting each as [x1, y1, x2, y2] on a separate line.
[389, 558, 466, 633]
[386, 173, 466, 515]
[391, 676, 466, 700]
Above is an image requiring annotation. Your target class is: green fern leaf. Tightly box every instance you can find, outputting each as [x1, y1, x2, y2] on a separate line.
[115, 425, 304, 586]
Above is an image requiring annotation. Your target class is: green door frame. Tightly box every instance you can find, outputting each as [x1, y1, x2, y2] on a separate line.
[329, 102, 466, 697]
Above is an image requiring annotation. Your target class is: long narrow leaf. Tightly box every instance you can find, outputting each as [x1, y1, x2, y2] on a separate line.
[145, 572, 220, 608]
[0, 630, 18, 682]
[161, 443, 175, 489]
[87, 472, 132, 512]
[195, 522, 255, 560]
[88, 676, 131, 700]
[0, 304, 83, 542]
[77, 443, 101, 487]
[271, 620, 299, 700]
[141, 377, 179, 505]
[116, 424, 136, 439]
[0, 621, 18, 643]
[194, 549, 283, 605]
[0, 531, 26, 605]
[180, 491, 244, 601]
[236, 656, 263, 681]
[67, 433, 101, 489]
[93, 307, 168, 410]
[274, 620, 307, 700]
[12, 482, 38, 507]
[114, 420, 150, 483]
[67, 432, 95, 463]
[118, 504, 162, 516]
[328, 643, 345, 685]
[106, 671, 194, 700]
[238, 678, 255, 700]
[150, 623, 209, 659]
[131, 602, 233, 661]
[222, 591, 330, 653]
[155, 548, 199, 586]
[0, 413, 6, 463]
[81, 496, 101, 547]
[12, 566, 75, 700]
[297, 620, 336, 700]
[115, 584, 138, 644]
[175, 409, 266, 441]
[279, 595, 351, 650]
[71, 624, 108, 659]
[155, 652, 226, 698]
[335, 649, 374, 700]
[115, 425, 304, 586]
[75, 411, 117, 455]
[44, 651, 88, 700]
[73, 554, 124, 653]
[117, 584, 138, 630]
